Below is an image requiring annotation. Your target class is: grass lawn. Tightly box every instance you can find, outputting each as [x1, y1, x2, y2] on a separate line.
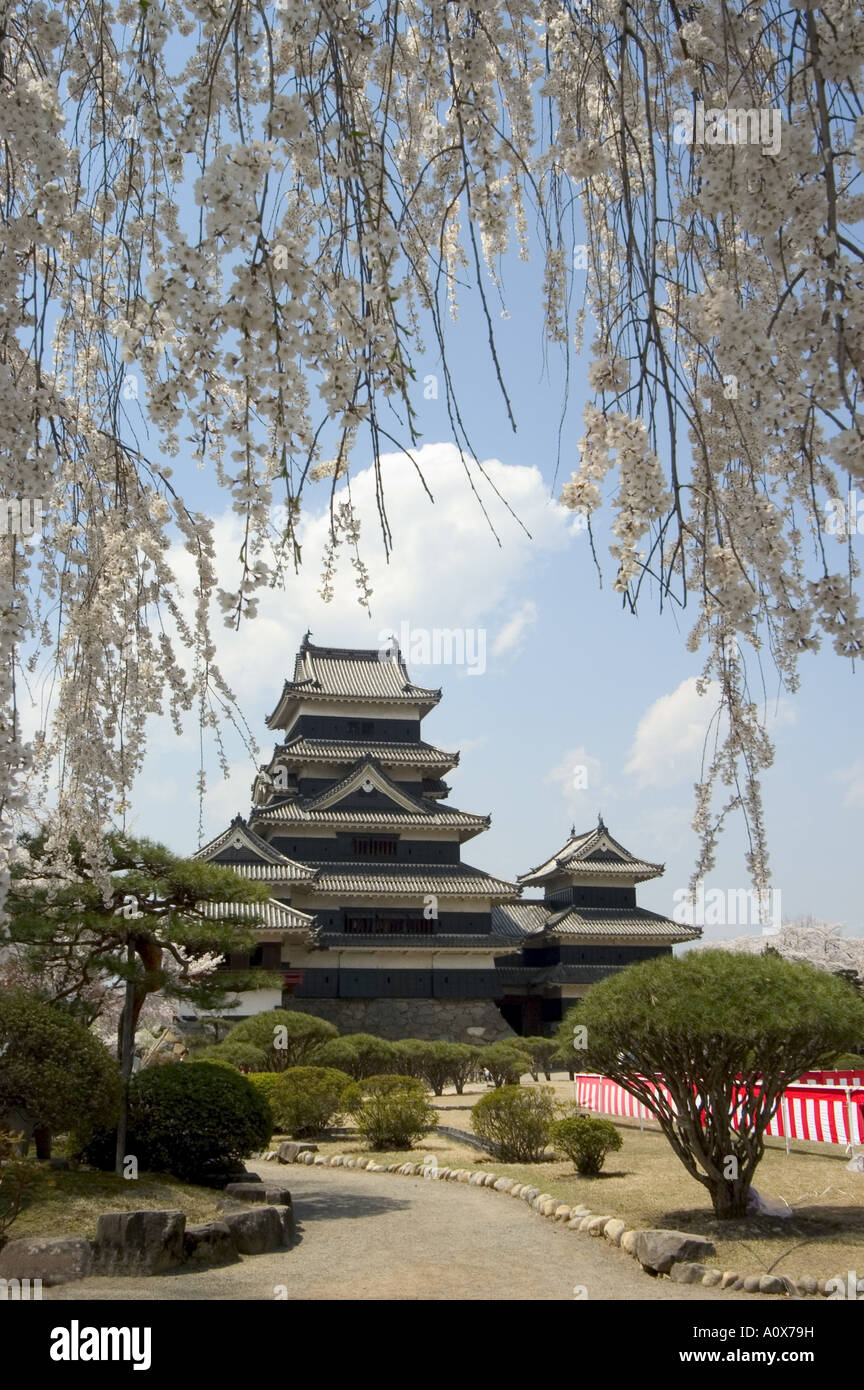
[7, 1168, 227, 1242]
[281, 1078, 864, 1282]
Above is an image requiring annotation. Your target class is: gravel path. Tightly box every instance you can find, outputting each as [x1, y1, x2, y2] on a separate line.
[46, 1161, 766, 1302]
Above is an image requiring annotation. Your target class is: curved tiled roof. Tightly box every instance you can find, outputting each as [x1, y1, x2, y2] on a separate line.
[267, 639, 440, 725]
[491, 902, 550, 937]
[193, 816, 317, 880]
[298, 861, 519, 898]
[197, 897, 317, 933]
[217, 862, 306, 882]
[518, 820, 664, 885]
[492, 902, 701, 943]
[251, 802, 488, 831]
[250, 758, 489, 836]
[275, 736, 459, 770]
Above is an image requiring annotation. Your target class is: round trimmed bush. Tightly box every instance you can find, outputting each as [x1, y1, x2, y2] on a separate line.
[521, 1036, 559, 1081]
[86, 1062, 272, 1180]
[314, 1033, 396, 1079]
[342, 1073, 427, 1116]
[478, 1041, 532, 1087]
[471, 1084, 555, 1161]
[0, 989, 122, 1152]
[263, 1067, 352, 1137]
[387, 1038, 430, 1077]
[356, 1091, 438, 1150]
[245, 1072, 282, 1111]
[409, 1041, 481, 1095]
[552, 1114, 623, 1175]
[190, 1040, 268, 1073]
[223, 1010, 338, 1070]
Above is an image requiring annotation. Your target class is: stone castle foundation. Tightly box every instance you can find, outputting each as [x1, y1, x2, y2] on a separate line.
[285, 996, 516, 1043]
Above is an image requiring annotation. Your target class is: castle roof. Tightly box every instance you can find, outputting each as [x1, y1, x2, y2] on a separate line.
[492, 902, 700, 944]
[518, 819, 664, 886]
[250, 757, 488, 839]
[271, 735, 458, 773]
[197, 897, 318, 935]
[266, 637, 440, 727]
[193, 816, 317, 881]
[298, 860, 519, 900]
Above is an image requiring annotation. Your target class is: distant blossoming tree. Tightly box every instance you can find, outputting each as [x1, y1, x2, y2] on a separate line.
[0, 1, 861, 905]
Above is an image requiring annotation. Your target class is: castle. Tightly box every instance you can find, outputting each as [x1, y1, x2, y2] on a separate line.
[193, 636, 699, 1039]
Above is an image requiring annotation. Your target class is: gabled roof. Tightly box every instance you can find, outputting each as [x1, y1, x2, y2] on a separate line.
[518, 819, 664, 886]
[194, 816, 316, 881]
[249, 757, 489, 839]
[266, 636, 440, 727]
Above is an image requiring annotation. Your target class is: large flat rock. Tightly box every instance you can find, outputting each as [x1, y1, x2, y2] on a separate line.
[0, 1235, 92, 1287]
[633, 1229, 716, 1275]
[92, 1209, 186, 1275]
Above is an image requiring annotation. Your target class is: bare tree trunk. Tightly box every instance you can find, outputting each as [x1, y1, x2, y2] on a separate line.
[708, 1175, 751, 1220]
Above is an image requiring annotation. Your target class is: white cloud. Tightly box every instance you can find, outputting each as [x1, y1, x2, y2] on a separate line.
[544, 745, 613, 820]
[624, 678, 722, 788]
[624, 677, 797, 791]
[837, 760, 864, 808]
[129, 442, 575, 845]
[168, 442, 573, 709]
[492, 600, 538, 658]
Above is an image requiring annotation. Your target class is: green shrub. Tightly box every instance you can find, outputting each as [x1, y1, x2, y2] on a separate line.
[409, 1041, 481, 1095]
[829, 1053, 864, 1069]
[478, 1041, 532, 1087]
[342, 1074, 427, 1116]
[263, 1067, 352, 1136]
[521, 1036, 559, 1081]
[0, 989, 122, 1153]
[320, 1033, 396, 1079]
[313, 1037, 361, 1075]
[83, 1062, 272, 1180]
[388, 1038, 431, 1077]
[245, 1072, 282, 1111]
[552, 1114, 623, 1175]
[0, 1130, 53, 1239]
[190, 1040, 268, 1073]
[471, 1085, 555, 1161]
[222, 1010, 338, 1070]
[356, 1091, 438, 1150]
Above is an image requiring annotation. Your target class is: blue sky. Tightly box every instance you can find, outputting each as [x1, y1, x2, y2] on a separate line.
[107, 233, 864, 944]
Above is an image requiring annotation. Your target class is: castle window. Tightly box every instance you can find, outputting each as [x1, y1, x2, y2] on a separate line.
[352, 836, 397, 856]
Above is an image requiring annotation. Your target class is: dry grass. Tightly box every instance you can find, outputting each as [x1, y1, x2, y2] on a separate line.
[285, 1079, 864, 1281]
[7, 1169, 226, 1242]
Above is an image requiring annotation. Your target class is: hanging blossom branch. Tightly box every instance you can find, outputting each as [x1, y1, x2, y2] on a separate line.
[547, 0, 863, 898]
[0, 0, 861, 912]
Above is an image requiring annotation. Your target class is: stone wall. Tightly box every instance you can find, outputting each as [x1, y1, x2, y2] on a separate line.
[286, 997, 516, 1042]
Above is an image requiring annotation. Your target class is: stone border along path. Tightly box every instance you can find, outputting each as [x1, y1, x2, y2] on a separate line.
[280, 1150, 832, 1298]
[46, 1159, 765, 1302]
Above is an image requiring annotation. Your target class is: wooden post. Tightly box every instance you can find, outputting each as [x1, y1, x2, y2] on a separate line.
[781, 1096, 791, 1157]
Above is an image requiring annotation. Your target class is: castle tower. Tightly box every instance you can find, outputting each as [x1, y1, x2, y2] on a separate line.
[493, 818, 702, 1033]
[195, 636, 521, 1041]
